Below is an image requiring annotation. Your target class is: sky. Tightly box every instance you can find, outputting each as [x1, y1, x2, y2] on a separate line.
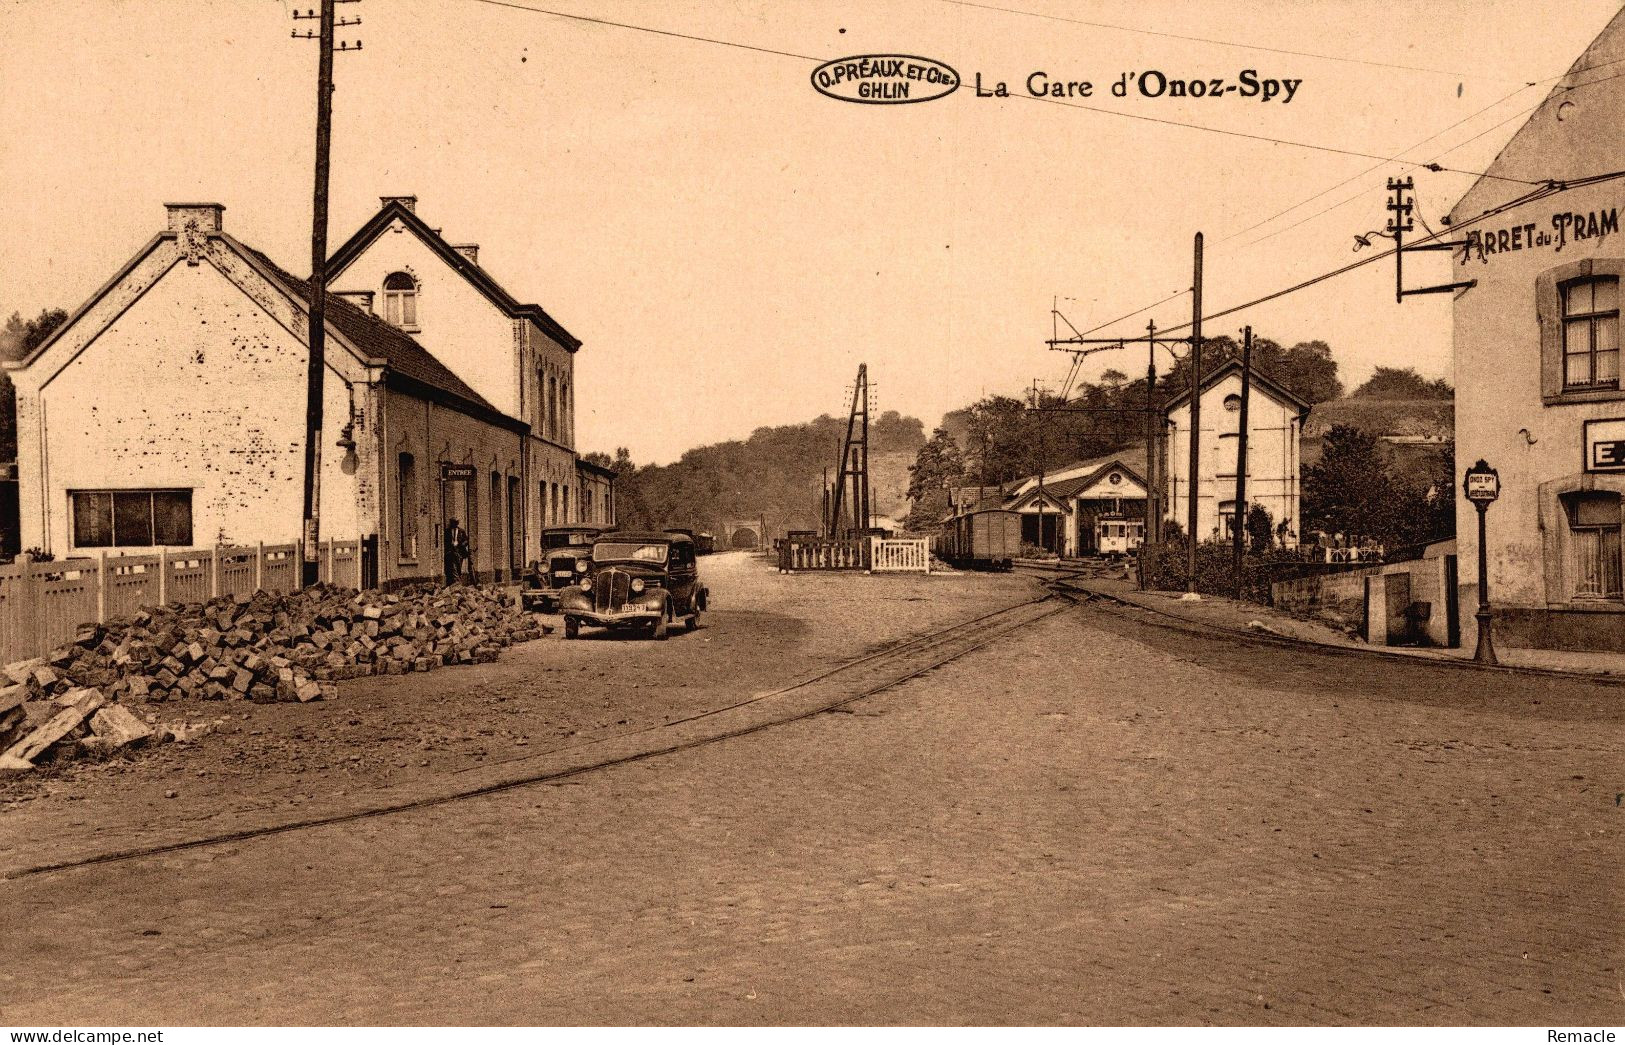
[1, 0, 1621, 464]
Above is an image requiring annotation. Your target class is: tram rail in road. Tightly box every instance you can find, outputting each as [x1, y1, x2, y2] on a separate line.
[6, 579, 1085, 882]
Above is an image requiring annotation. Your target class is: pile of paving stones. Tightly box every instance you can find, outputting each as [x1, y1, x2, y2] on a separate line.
[0, 583, 544, 771]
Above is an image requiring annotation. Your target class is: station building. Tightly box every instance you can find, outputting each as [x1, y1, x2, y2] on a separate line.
[7, 200, 614, 586]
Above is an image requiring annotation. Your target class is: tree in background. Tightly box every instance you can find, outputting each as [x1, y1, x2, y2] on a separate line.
[598, 412, 927, 535]
[1303, 425, 1396, 542]
[904, 427, 964, 530]
[1302, 424, 1453, 548]
[1166, 335, 1343, 405]
[1245, 503, 1275, 555]
[1348, 366, 1453, 400]
[0, 308, 67, 463]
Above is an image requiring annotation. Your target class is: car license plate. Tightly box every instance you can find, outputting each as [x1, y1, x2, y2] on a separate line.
[553, 570, 574, 578]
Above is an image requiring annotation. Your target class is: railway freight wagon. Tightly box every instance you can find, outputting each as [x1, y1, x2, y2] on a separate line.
[937, 509, 1020, 570]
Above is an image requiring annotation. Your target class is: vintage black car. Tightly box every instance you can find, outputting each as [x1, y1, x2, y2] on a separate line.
[558, 530, 708, 640]
[521, 525, 604, 612]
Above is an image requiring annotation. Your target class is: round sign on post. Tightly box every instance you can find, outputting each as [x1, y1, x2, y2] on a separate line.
[1463, 460, 1500, 503]
[1462, 458, 1499, 665]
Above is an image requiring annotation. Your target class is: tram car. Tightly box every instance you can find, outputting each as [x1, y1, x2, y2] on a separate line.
[936, 509, 1021, 570]
[1094, 512, 1146, 558]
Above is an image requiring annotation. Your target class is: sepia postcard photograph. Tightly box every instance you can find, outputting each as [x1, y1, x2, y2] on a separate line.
[0, 0, 1622, 1034]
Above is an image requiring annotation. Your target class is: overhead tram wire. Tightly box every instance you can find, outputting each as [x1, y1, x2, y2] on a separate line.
[1070, 60, 1625, 339]
[1238, 62, 1625, 250]
[1220, 81, 1540, 245]
[1147, 169, 1625, 338]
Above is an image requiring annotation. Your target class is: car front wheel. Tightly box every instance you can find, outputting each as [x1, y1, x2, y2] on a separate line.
[564, 617, 580, 640]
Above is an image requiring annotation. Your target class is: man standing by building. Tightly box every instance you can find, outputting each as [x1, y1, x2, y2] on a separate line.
[445, 518, 469, 585]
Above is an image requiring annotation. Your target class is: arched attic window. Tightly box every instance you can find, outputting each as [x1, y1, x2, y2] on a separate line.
[383, 271, 419, 329]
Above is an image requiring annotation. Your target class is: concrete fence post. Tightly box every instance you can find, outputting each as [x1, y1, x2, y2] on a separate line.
[22, 556, 40, 657]
[157, 547, 169, 607]
[97, 550, 108, 624]
[255, 541, 264, 593]
[210, 543, 222, 599]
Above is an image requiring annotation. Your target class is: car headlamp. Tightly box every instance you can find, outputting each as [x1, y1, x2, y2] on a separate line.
[631, 578, 645, 593]
[575, 560, 588, 573]
[579, 578, 591, 591]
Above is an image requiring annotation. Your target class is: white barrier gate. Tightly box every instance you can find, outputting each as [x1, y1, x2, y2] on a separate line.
[869, 537, 930, 574]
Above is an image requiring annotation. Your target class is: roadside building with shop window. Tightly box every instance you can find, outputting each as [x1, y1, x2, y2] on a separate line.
[6, 201, 614, 587]
[1447, 7, 1625, 652]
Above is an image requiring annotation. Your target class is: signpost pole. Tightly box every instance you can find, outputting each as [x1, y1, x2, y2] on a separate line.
[1474, 502, 1497, 665]
[1463, 459, 1500, 666]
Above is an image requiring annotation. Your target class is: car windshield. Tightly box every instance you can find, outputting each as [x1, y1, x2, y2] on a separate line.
[543, 532, 594, 548]
[592, 542, 668, 564]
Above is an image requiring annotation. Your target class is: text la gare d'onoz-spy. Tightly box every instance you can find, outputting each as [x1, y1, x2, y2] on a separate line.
[976, 68, 1302, 103]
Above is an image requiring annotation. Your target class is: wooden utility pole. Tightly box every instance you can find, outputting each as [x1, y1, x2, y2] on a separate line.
[1144, 320, 1159, 546]
[1185, 232, 1204, 591]
[293, 0, 360, 586]
[1232, 326, 1252, 599]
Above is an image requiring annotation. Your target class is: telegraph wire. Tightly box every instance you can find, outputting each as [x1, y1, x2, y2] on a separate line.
[459, 0, 1612, 350]
[1238, 61, 1625, 249]
[940, 0, 1539, 84]
[467, 0, 1535, 184]
[1219, 81, 1538, 244]
[464, 0, 823, 62]
[1075, 60, 1625, 337]
[1012, 89, 1546, 184]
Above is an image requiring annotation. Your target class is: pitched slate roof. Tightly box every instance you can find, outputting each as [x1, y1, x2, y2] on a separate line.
[235, 242, 526, 433]
[327, 199, 582, 351]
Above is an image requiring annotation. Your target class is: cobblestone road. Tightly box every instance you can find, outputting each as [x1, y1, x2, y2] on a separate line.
[2, 583, 1621, 1025]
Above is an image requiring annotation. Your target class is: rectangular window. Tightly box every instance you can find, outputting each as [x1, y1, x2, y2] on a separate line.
[398, 453, 418, 559]
[1562, 277, 1620, 391]
[1564, 492, 1623, 600]
[548, 376, 559, 442]
[551, 482, 561, 525]
[563, 486, 571, 524]
[70, 489, 192, 548]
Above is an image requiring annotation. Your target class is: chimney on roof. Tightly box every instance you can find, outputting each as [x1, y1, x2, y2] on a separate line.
[335, 290, 375, 315]
[380, 195, 417, 213]
[165, 203, 225, 233]
[451, 243, 479, 265]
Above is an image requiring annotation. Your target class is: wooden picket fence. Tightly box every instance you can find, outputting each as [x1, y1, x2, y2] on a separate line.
[777, 536, 931, 574]
[0, 539, 361, 665]
[869, 538, 930, 573]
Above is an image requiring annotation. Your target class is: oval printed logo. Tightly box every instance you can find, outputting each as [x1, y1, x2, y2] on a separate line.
[811, 54, 960, 105]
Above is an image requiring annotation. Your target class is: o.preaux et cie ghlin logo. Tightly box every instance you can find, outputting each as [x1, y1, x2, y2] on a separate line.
[811, 54, 960, 104]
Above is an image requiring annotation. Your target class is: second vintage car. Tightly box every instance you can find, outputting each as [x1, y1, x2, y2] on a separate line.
[558, 530, 708, 640]
[521, 525, 604, 613]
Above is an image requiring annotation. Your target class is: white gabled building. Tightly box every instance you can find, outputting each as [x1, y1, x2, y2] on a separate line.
[1164, 360, 1308, 546]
